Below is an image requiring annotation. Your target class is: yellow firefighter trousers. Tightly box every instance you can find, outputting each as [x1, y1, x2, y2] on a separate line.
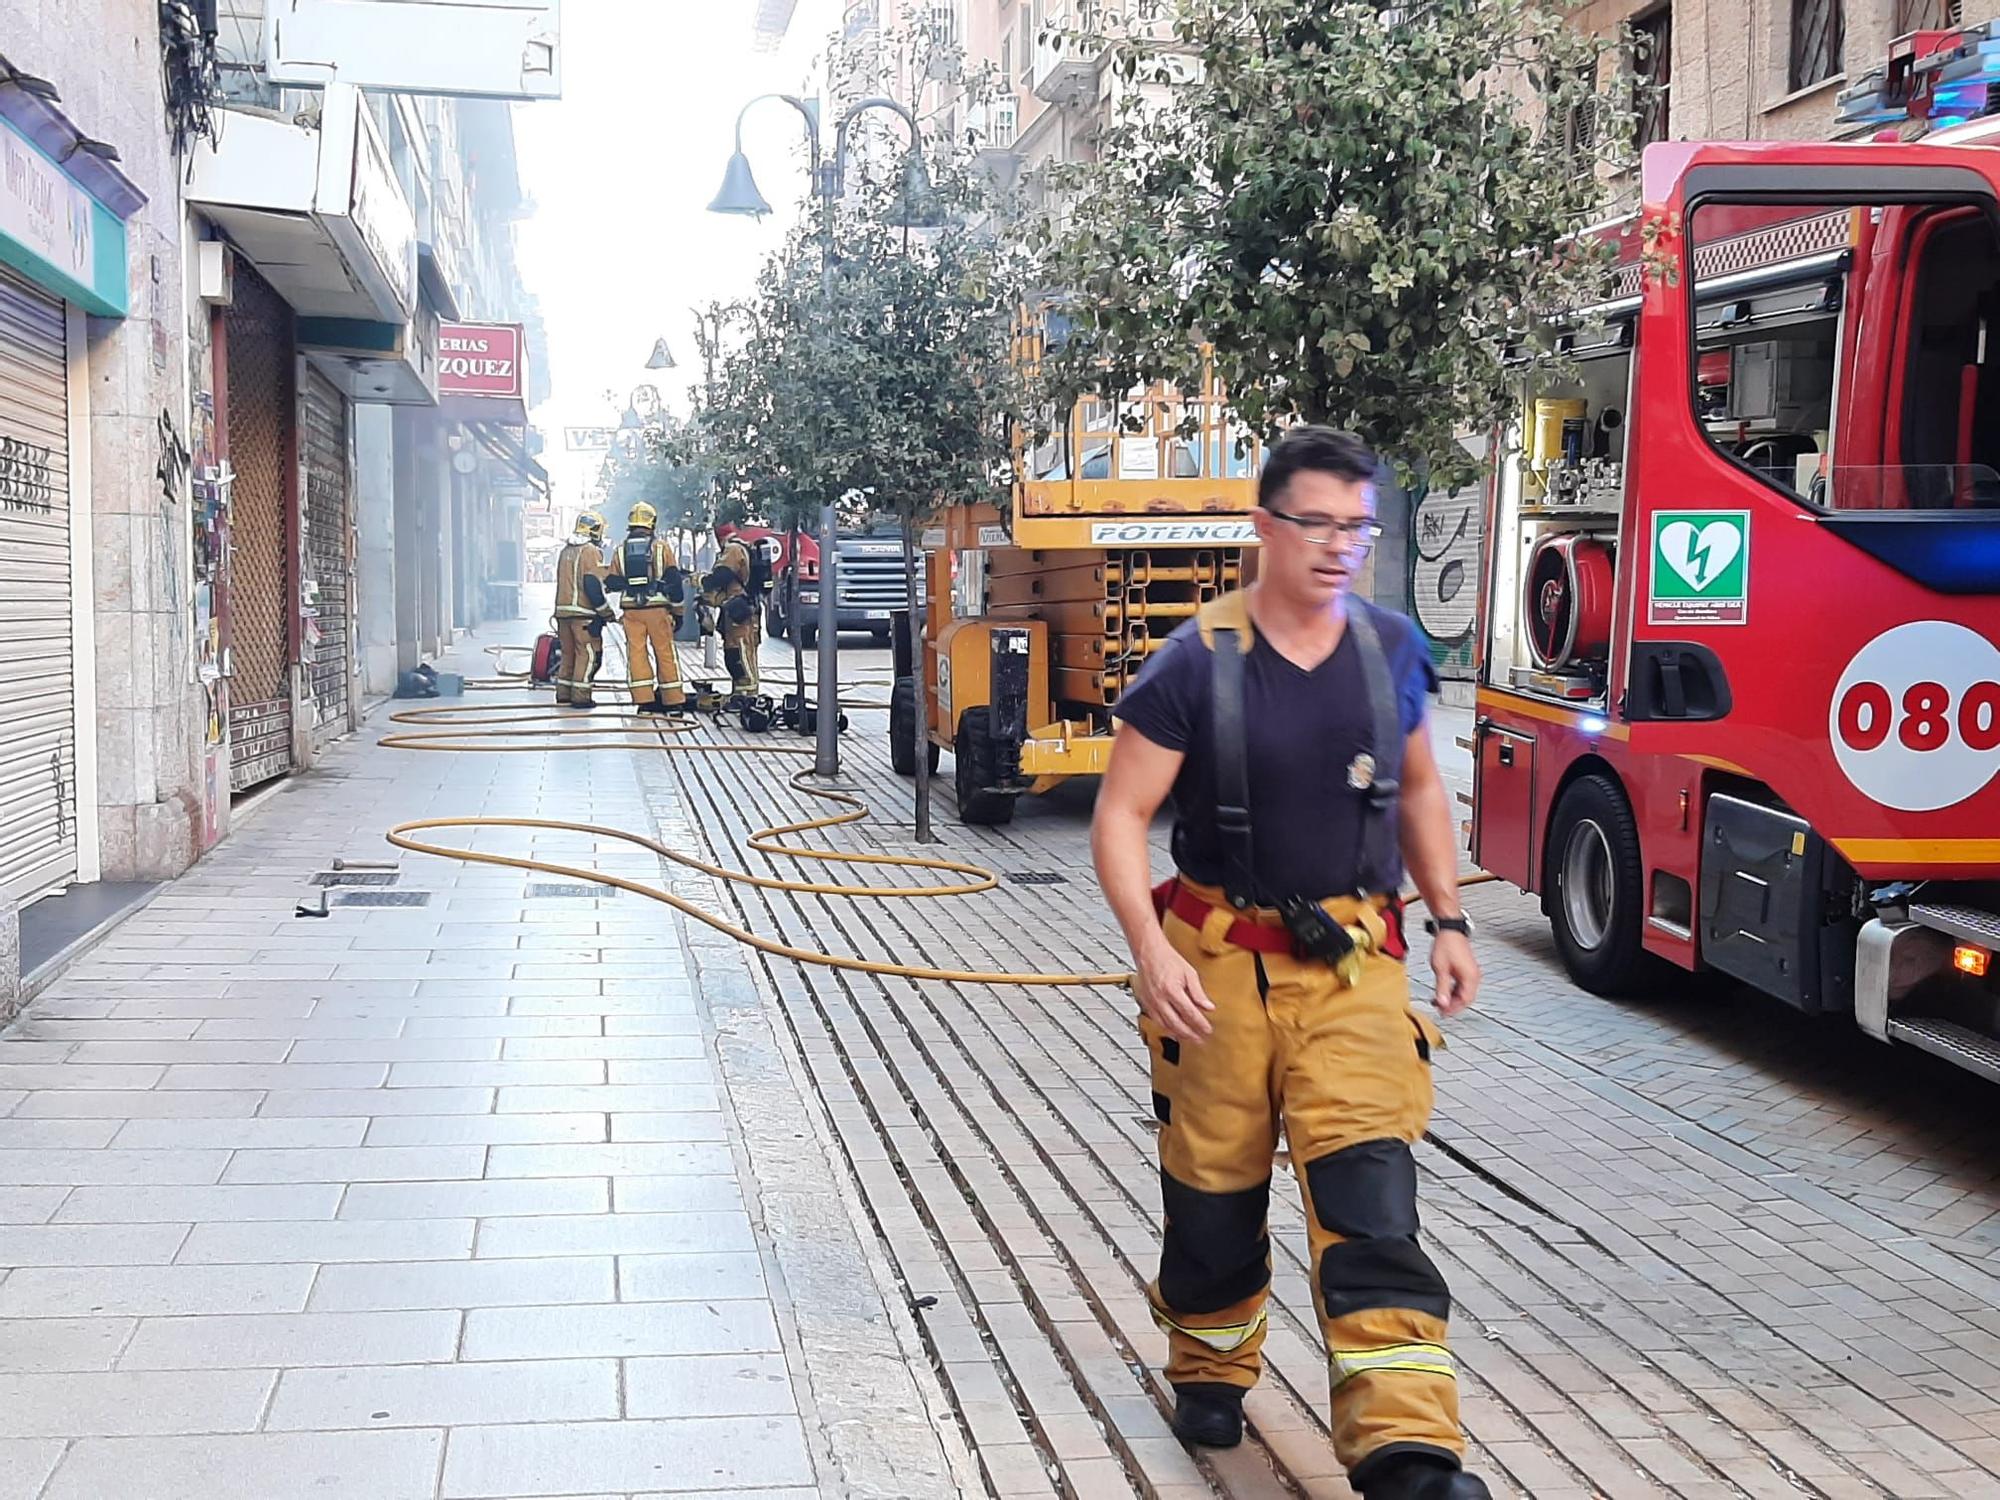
[621, 607, 685, 708]
[554, 617, 602, 705]
[1142, 878, 1460, 1483]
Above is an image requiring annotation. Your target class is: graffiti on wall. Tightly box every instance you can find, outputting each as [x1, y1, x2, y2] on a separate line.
[1409, 481, 1482, 680]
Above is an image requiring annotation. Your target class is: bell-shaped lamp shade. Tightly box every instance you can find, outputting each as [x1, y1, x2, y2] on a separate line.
[646, 338, 676, 370]
[708, 151, 773, 217]
[890, 150, 944, 228]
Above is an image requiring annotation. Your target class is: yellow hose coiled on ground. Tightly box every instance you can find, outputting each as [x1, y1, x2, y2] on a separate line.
[380, 682, 1489, 988]
[380, 700, 1137, 986]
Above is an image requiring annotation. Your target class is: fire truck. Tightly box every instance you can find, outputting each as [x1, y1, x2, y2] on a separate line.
[1470, 27, 2000, 1080]
[890, 337, 1261, 824]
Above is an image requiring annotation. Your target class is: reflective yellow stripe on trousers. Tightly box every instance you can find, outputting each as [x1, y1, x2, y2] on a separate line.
[1329, 1342, 1455, 1386]
[1153, 1306, 1268, 1354]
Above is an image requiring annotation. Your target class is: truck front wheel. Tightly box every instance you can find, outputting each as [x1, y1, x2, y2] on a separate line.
[953, 708, 1016, 826]
[1547, 773, 1650, 995]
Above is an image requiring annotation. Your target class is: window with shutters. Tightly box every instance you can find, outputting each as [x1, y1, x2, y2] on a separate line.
[1895, 0, 1962, 32]
[1556, 65, 1598, 176]
[1790, 0, 1844, 93]
[1632, 6, 1671, 151]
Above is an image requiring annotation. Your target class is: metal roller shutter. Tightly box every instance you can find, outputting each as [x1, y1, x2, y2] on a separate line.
[0, 267, 77, 905]
[301, 368, 353, 739]
[224, 262, 296, 792]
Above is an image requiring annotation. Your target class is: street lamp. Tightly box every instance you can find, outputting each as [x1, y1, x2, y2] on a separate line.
[645, 338, 676, 370]
[708, 91, 937, 778]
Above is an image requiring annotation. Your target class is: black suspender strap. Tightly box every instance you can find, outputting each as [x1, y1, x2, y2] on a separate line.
[1209, 624, 1259, 910]
[1345, 601, 1405, 895]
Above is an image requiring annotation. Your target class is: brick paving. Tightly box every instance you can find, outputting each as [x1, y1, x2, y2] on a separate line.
[648, 642, 2000, 1499]
[0, 621, 961, 1500]
[13, 616, 2000, 1498]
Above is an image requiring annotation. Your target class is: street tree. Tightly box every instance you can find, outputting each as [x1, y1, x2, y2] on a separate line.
[1034, 0, 1637, 496]
[699, 149, 1025, 836]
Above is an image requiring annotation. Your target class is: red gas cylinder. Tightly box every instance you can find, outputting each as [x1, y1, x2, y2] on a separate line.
[531, 632, 560, 685]
[1526, 533, 1615, 671]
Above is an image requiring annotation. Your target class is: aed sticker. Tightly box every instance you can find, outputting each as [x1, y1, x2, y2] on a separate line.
[1830, 620, 2000, 812]
[1648, 511, 1749, 626]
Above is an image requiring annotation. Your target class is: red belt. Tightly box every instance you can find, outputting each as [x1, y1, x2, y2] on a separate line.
[1151, 879, 1408, 960]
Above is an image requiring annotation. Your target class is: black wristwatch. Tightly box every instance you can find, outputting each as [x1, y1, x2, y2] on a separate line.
[1424, 914, 1475, 939]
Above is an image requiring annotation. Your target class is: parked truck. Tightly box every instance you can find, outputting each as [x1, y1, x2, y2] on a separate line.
[760, 524, 918, 649]
[1467, 23, 2000, 1082]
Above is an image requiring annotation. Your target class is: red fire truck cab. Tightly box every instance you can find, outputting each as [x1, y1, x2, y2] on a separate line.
[1472, 126, 2000, 1082]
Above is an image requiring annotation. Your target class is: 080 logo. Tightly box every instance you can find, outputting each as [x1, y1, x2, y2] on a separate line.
[1830, 621, 2000, 812]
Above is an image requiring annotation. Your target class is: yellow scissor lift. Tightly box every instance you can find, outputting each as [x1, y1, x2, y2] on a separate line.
[890, 348, 1262, 824]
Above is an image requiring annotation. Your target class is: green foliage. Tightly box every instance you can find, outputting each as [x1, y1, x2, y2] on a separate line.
[1035, 0, 1636, 490]
[691, 132, 1027, 536]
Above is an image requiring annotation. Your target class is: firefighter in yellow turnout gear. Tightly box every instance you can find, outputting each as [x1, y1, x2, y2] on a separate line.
[605, 502, 687, 714]
[552, 512, 613, 708]
[700, 523, 763, 699]
[1093, 430, 1487, 1500]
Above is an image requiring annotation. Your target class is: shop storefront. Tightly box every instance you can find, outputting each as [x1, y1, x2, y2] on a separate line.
[0, 89, 141, 902]
[188, 81, 424, 794]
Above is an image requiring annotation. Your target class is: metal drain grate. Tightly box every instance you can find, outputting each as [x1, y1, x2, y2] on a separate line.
[311, 871, 399, 888]
[527, 883, 615, 899]
[1006, 871, 1069, 886]
[330, 890, 431, 908]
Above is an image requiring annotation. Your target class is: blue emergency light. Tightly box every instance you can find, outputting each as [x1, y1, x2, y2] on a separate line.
[1836, 22, 2000, 128]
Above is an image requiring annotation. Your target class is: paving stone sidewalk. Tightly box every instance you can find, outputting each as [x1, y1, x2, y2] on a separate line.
[0, 621, 965, 1500]
[647, 667, 2000, 1500]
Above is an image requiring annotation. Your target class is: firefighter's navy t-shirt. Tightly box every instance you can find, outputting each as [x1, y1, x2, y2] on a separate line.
[1111, 605, 1439, 900]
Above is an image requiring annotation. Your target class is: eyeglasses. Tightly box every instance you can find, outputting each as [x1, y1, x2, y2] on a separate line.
[1267, 510, 1383, 550]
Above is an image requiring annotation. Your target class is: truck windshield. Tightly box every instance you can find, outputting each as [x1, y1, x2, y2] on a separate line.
[1687, 198, 2000, 513]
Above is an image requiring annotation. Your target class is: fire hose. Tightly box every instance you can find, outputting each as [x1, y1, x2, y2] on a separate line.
[378, 699, 1490, 989]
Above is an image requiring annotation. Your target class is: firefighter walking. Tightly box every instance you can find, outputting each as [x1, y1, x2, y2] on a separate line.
[1092, 429, 1487, 1500]
[552, 511, 613, 709]
[606, 502, 687, 714]
[701, 522, 762, 699]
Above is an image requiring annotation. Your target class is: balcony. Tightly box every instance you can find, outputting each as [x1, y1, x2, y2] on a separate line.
[1032, 28, 1100, 107]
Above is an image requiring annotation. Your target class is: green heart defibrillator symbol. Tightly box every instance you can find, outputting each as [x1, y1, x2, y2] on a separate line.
[1649, 510, 1749, 626]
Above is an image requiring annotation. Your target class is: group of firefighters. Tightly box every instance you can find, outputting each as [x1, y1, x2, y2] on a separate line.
[550, 507, 765, 712]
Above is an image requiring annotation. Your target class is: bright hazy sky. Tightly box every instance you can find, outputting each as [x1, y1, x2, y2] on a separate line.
[514, 0, 844, 512]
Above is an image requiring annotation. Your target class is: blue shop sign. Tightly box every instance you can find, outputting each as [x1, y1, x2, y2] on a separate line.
[0, 111, 130, 317]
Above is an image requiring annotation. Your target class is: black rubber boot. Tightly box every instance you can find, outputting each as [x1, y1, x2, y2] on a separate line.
[1355, 1452, 1491, 1500]
[1170, 1383, 1245, 1448]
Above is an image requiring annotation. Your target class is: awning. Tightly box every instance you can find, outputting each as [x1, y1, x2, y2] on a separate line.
[471, 422, 550, 497]
[187, 82, 417, 325]
[0, 50, 146, 316]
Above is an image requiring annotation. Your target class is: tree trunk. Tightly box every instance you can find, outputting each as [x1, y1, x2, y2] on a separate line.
[903, 513, 933, 844]
[789, 522, 806, 723]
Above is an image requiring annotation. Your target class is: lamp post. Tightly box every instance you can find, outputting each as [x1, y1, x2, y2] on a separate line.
[709, 91, 937, 779]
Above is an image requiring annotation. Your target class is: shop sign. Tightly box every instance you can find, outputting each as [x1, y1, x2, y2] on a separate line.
[348, 106, 417, 315]
[0, 113, 126, 316]
[438, 322, 523, 397]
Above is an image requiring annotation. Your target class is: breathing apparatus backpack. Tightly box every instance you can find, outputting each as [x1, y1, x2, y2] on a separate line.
[619, 536, 683, 608]
[747, 539, 773, 598]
